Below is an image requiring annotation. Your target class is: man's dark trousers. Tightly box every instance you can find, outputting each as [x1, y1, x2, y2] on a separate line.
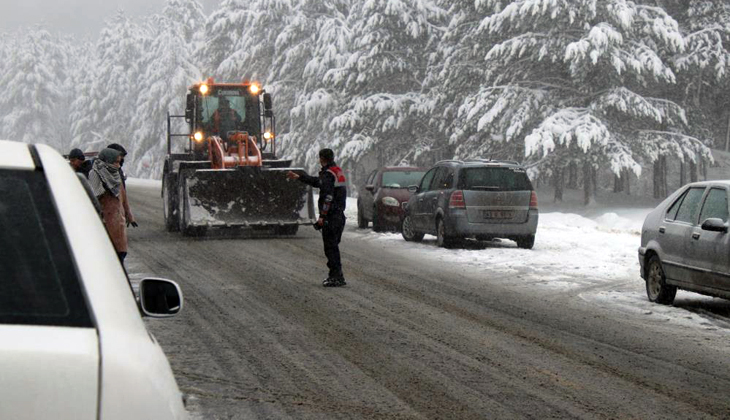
[322, 214, 345, 278]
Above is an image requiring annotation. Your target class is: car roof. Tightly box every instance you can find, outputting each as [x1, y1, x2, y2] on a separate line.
[434, 159, 523, 168]
[0, 140, 36, 170]
[685, 180, 730, 188]
[380, 166, 425, 171]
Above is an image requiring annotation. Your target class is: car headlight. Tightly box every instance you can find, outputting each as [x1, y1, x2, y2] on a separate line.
[382, 197, 399, 207]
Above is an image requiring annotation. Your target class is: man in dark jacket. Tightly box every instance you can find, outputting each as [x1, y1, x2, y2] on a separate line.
[68, 148, 92, 178]
[287, 149, 347, 287]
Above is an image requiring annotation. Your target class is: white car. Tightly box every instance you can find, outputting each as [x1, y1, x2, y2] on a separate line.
[0, 140, 187, 420]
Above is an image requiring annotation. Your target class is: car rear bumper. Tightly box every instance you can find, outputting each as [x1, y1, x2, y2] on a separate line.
[448, 209, 538, 237]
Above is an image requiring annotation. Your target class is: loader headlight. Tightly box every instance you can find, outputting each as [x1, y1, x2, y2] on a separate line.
[263, 131, 273, 141]
[199, 84, 209, 95]
[382, 197, 399, 207]
[193, 131, 204, 142]
[249, 84, 260, 95]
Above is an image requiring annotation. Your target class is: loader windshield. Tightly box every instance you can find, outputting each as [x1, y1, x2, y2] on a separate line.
[198, 89, 260, 140]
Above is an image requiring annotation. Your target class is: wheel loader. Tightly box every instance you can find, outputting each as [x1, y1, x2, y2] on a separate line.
[162, 78, 315, 236]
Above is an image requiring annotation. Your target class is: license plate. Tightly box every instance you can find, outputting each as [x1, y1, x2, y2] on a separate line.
[483, 210, 514, 219]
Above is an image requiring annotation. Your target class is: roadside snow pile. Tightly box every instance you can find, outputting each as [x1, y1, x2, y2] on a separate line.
[350, 210, 651, 290]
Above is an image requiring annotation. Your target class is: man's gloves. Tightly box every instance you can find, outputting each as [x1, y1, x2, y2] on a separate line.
[313, 217, 326, 231]
[127, 220, 139, 228]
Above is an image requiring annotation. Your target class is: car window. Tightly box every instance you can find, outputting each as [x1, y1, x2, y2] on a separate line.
[431, 168, 453, 190]
[429, 167, 448, 191]
[665, 189, 688, 221]
[699, 188, 729, 223]
[381, 170, 425, 188]
[674, 187, 705, 224]
[419, 168, 437, 191]
[0, 169, 92, 328]
[458, 167, 533, 191]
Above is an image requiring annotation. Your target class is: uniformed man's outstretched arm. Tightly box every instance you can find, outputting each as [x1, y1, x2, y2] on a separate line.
[286, 170, 320, 188]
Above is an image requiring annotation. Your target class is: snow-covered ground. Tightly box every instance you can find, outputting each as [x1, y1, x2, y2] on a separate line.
[343, 197, 730, 335]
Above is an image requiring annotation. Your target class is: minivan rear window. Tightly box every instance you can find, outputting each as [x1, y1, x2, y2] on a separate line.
[0, 169, 92, 328]
[458, 167, 533, 191]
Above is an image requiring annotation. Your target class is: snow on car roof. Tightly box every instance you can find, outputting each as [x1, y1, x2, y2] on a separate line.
[0, 140, 35, 170]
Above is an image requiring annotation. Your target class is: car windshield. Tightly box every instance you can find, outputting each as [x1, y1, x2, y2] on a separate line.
[0, 169, 92, 327]
[381, 171, 425, 188]
[459, 167, 533, 191]
[200, 90, 247, 124]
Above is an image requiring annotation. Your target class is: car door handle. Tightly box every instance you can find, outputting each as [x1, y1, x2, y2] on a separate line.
[692, 232, 700, 240]
[659, 227, 665, 234]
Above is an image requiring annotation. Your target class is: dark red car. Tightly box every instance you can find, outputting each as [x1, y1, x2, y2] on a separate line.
[357, 167, 427, 231]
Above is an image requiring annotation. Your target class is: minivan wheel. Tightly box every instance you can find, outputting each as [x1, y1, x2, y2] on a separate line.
[436, 218, 457, 248]
[646, 255, 677, 305]
[402, 215, 424, 242]
[516, 234, 535, 249]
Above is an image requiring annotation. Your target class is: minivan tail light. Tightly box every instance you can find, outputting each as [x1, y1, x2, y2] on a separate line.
[449, 190, 466, 208]
[529, 191, 538, 209]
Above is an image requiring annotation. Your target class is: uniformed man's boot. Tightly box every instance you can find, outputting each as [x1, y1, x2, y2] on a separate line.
[323, 275, 346, 287]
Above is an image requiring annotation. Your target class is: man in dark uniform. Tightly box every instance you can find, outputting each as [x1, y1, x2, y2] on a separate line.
[286, 149, 347, 287]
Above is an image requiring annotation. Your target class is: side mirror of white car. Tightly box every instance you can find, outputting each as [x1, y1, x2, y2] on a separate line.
[139, 278, 184, 318]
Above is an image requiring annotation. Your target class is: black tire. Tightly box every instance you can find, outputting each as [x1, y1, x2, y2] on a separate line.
[516, 234, 535, 249]
[401, 215, 424, 242]
[178, 178, 204, 236]
[162, 173, 179, 232]
[436, 218, 457, 248]
[646, 255, 677, 304]
[357, 204, 368, 229]
[372, 206, 383, 232]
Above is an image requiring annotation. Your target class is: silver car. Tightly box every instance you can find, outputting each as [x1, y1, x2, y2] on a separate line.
[401, 160, 538, 248]
[639, 181, 730, 304]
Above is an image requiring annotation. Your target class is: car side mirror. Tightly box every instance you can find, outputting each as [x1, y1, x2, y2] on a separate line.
[139, 278, 183, 318]
[701, 218, 728, 233]
[365, 184, 375, 192]
[408, 185, 419, 193]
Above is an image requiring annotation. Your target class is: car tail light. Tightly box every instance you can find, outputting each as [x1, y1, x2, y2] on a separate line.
[529, 191, 538, 209]
[449, 190, 466, 208]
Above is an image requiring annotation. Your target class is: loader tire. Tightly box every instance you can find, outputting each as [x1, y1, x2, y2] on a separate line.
[163, 173, 179, 232]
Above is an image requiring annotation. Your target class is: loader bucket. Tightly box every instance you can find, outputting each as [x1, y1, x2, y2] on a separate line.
[179, 167, 314, 233]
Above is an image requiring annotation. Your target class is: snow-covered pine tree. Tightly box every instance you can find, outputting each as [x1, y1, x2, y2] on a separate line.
[425, 1, 506, 163]
[213, 0, 295, 82]
[671, 0, 730, 154]
[0, 28, 69, 149]
[277, 0, 354, 172]
[328, 0, 447, 175]
[475, 0, 711, 203]
[68, 39, 98, 152]
[128, 0, 203, 178]
[81, 11, 148, 153]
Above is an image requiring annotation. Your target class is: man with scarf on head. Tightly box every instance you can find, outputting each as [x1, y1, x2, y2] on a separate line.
[286, 148, 348, 287]
[88, 148, 136, 264]
[107, 143, 137, 229]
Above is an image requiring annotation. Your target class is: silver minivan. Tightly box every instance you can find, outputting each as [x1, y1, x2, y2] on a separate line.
[639, 181, 730, 304]
[401, 160, 538, 248]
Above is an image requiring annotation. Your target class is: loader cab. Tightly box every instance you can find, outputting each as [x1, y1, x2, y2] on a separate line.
[184, 81, 275, 160]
